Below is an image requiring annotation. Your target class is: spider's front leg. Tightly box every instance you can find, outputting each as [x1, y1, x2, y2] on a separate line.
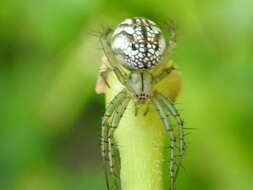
[107, 97, 130, 175]
[152, 96, 176, 190]
[104, 96, 130, 190]
[101, 89, 127, 190]
[156, 92, 185, 180]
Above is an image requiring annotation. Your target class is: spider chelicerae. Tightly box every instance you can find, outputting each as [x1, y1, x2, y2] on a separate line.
[98, 17, 185, 190]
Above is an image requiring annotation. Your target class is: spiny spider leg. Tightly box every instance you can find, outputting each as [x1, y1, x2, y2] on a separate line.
[101, 90, 127, 190]
[101, 90, 126, 151]
[103, 97, 130, 190]
[104, 114, 121, 190]
[99, 63, 127, 88]
[99, 28, 127, 85]
[100, 67, 113, 88]
[143, 100, 151, 116]
[99, 28, 117, 66]
[166, 22, 176, 53]
[156, 92, 185, 180]
[107, 97, 130, 176]
[102, 115, 122, 190]
[152, 22, 177, 85]
[160, 22, 176, 66]
[153, 65, 176, 85]
[152, 97, 176, 190]
[101, 120, 113, 190]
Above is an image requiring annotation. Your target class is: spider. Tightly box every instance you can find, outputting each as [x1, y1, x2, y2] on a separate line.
[99, 17, 185, 190]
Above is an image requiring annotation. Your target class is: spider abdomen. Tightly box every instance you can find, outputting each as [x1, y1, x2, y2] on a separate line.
[111, 17, 166, 71]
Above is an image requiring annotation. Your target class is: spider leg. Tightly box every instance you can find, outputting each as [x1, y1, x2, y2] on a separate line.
[166, 21, 176, 54]
[104, 97, 130, 190]
[107, 97, 130, 176]
[152, 97, 176, 190]
[134, 102, 140, 116]
[160, 22, 176, 66]
[101, 89, 127, 190]
[99, 28, 116, 66]
[96, 58, 112, 94]
[101, 119, 113, 190]
[143, 100, 151, 116]
[156, 92, 185, 180]
[100, 66, 113, 89]
[99, 28, 127, 85]
[152, 65, 176, 85]
[103, 115, 121, 190]
[153, 23, 177, 85]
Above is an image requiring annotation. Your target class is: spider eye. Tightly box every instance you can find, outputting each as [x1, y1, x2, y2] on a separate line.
[154, 44, 159, 51]
[131, 43, 137, 51]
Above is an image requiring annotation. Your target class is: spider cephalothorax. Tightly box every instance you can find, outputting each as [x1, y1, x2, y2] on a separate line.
[127, 71, 153, 102]
[99, 17, 184, 190]
[111, 17, 166, 70]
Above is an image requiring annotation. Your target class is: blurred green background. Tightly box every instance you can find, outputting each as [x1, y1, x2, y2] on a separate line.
[1, 0, 253, 189]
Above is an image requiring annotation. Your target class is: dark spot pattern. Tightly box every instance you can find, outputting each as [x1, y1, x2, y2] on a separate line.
[111, 17, 166, 71]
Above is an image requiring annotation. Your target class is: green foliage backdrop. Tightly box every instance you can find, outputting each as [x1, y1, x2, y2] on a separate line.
[0, 0, 253, 189]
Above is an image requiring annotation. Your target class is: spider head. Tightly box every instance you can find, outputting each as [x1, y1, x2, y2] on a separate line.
[111, 17, 166, 71]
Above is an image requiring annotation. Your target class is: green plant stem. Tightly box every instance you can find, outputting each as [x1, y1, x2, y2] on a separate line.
[106, 62, 182, 190]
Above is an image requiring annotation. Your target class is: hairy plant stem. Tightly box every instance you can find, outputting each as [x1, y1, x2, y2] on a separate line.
[105, 61, 182, 190]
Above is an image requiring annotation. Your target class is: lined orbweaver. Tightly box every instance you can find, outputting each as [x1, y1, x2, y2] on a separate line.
[99, 17, 185, 190]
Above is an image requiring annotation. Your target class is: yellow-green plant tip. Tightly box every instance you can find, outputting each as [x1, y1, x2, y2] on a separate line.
[105, 60, 182, 190]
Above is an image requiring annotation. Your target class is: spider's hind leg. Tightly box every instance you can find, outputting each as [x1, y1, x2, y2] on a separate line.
[99, 27, 115, 65]
[161, 21, 176, 64]
[96, 57, 113, 93]
[152, 65, 176, 85]
[99, 28, 127, 86]
[152, 96, 176, 190]
[152, 23, 177, 86]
